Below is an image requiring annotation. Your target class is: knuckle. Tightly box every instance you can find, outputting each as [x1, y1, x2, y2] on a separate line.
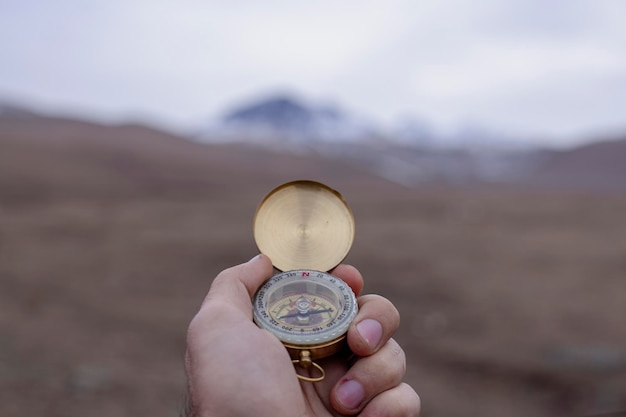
[388, 338, 404, 360]
[186, 312, 204, 344]
[357, 293, 381, 306]
[390, 303, 400, 326]
[401, 383, 422, 416]
[361, 383, 421, 417]
[387, 339, 407, 375]
[358, 294, 400, 324]
[186, 301, 229, 342]
[211, 267, 235, 286]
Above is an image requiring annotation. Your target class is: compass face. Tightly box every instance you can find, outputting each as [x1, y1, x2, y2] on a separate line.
[253, 270, 358, 346]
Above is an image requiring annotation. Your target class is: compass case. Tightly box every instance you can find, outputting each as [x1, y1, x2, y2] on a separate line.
[253, 180, 355, 272]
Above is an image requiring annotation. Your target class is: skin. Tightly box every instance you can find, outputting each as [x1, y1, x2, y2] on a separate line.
[185, 254, 420, 417]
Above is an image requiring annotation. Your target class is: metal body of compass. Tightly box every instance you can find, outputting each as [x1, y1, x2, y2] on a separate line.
[252, 180, 357, 382]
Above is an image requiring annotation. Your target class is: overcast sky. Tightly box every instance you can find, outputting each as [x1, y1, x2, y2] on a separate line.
[1, 0, 625, 146]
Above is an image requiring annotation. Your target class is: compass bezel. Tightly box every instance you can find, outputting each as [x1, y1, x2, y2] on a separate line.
[253, 269, 358, 346]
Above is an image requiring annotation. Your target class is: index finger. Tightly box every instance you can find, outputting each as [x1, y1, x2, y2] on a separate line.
[330, 264, 365, 296]
[330, 265, 400, 356]
[348, 294, 400, 356]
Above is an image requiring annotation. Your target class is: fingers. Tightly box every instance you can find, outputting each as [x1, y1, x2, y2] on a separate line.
[201, 254, 274, 315]
[331, 338, 408, 414]
[359, 383, 421, 417]
[331, 265, 405, 415]
[330, 264, 365, 296]
[330, 265, 399, 356]
[330, 266, 407, 415]
[348, 294, 400, 356]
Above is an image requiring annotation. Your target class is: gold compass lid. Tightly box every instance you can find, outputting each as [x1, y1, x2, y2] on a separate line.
[253, 180, 355, 272]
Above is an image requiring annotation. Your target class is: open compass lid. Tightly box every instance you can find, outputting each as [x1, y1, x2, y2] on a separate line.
[253, 180, 355, 272]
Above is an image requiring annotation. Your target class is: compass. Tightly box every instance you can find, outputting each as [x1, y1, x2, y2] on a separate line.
[252, 180, 358, 382]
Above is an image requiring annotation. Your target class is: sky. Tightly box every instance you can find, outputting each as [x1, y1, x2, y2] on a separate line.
[1, 0, 625, 146]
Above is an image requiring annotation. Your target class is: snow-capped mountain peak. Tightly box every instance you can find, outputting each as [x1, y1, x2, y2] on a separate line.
[198, 94, 378, 145]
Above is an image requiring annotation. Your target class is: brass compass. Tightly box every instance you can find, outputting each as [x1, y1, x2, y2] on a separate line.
[252, 180, 358, 382]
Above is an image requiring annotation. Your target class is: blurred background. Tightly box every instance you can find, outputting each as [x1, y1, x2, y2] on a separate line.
[1, 1, 626, 416]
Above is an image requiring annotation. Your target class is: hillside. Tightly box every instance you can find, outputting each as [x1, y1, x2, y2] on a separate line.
[526, 138, 626, 191]
[3, 105, 626, 194]
[0, 112, 394, 202]
[1, 111, 626, 417]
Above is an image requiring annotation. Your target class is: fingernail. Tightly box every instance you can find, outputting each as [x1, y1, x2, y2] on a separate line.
[356, 319, 383, 349]
[248, 254, 262, 263]
[337, 379, 365, 410]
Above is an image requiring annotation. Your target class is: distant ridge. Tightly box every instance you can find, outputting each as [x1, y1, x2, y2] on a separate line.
[2, 100, 626, 193]
[0, 106, 392, 201]
[525, 138, 626, 191]
[201, 94, 377, 145]
[224, 95, 320, 130]
[0, 102, 38, 120]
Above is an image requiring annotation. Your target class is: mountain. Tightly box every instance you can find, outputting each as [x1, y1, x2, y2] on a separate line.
[199, 93, 539, 152]
[2, 99, 626, 192]
[389, 117, 437, 147]
[198, 94, 379, 146]
[0, 106, 394, 201]
[0, 102, 39, 120]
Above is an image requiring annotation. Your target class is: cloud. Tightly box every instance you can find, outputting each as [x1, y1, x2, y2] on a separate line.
[0, 0, 625, 140]
[411, 41, 625, 98]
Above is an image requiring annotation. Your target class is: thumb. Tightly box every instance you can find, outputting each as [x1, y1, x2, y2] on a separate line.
[202, 254, 274, 315]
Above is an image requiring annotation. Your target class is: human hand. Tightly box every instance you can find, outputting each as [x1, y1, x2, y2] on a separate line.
[185, 254, 420, 417]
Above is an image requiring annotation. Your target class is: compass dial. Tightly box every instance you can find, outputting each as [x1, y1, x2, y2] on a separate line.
[253, 270, 358, 346]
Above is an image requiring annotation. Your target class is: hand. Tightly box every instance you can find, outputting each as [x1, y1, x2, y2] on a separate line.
[185, 254, 420, 417]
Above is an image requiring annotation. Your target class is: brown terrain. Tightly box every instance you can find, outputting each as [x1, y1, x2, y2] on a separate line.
[1, 112, 626, 417]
